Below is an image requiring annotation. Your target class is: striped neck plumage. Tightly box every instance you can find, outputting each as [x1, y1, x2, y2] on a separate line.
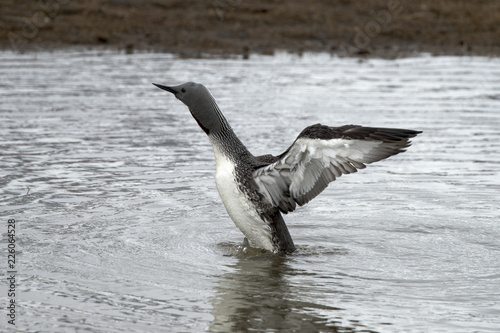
[209, 116, 249, 159]
[202, 101, 250, 159]
[206, 95, 231, 135]
[186, 87, 229, 135]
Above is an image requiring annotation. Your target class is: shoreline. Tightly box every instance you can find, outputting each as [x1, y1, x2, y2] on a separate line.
[2, 0, 500, 59]
[2, 46, 499, 61]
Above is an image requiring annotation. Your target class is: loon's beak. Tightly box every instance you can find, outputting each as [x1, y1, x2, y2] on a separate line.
[153, 83, 178, 95]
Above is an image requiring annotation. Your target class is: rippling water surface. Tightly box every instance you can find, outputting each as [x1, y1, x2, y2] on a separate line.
[1, 51, 499, 332]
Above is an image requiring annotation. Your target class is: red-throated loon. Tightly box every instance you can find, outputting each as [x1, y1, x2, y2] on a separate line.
[153, 82, 421, 254]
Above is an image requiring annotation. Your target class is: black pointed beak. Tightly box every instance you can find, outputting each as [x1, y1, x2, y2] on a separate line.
[153, 83, 178, 94]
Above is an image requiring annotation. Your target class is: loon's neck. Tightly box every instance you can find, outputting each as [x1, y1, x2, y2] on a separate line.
[209, 123, 253, 163]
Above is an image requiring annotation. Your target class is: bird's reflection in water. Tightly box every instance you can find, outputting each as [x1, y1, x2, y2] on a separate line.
[210, 245, 358, 332]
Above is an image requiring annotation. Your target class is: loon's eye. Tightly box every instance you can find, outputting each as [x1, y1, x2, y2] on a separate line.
[181, 88, 186, 93]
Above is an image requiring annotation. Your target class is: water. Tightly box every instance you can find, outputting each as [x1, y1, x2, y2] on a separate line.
[1, 51, 499, 332]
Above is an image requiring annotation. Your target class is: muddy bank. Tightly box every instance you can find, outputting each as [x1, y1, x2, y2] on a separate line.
[1, 0, 500, 57]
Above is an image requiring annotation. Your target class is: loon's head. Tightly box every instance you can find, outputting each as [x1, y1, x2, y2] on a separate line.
[153, 82, 225, 135]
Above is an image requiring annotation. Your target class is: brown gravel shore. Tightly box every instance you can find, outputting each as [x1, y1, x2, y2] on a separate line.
[1, 0, 500, 57]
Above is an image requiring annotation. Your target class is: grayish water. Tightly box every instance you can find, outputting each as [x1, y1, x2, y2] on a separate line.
[1, 51, 499, 332]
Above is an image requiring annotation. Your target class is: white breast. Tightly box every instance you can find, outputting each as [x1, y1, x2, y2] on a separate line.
[210, 144, 274, 251]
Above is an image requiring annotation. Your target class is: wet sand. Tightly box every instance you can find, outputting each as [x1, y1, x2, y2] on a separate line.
[2, 0, 500, 57]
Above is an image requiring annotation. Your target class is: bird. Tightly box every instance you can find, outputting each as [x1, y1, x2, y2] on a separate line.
[153, 82, 421, 254]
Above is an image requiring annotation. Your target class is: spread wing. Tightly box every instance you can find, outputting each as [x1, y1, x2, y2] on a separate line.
[253, 124, 421, 213]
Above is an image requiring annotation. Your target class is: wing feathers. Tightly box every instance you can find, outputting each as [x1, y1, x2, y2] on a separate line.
[253, 123, 421, 213]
